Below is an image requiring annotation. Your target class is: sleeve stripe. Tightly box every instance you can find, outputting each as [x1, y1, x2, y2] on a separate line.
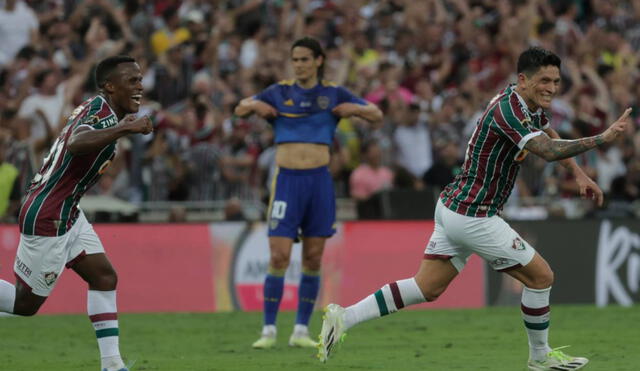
[517, 131, 543, 149]
[508, 94, 527, 121]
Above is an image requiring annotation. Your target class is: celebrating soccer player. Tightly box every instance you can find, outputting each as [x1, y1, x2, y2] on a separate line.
[318, 47, 631, 370]
[235, 36, 382, 349]
[0, 56, 153, 371]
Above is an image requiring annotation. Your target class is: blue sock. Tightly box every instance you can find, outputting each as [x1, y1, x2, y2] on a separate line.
[263, 271, 285, 326]
[295, 270, 320, 326]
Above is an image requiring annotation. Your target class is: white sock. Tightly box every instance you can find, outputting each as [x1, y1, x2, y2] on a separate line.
[261, 324, 276, 337]
[521, 286, 552, 361]
[88, 290, 124, 369]
[344, 278, 425, 330]
[293, 323, 309, 336]
[0, 280, 15, 313]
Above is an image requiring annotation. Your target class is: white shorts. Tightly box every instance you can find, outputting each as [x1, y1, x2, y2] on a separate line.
[424, 199, 536, 272]
[14, 211, 105, 296]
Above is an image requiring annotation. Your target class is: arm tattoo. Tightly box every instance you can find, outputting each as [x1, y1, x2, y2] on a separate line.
[525, 134, 604, 161]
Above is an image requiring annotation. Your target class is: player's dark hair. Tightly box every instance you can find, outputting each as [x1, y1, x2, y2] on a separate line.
[95, 55, 136, 89]
[291, 36, 325, 79]
[517, 47, 561, 77]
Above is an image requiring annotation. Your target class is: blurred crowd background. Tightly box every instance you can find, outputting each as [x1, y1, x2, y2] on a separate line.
[1, 0, 640, 222]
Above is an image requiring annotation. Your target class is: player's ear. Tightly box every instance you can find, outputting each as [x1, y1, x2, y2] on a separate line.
[103, 80, 115, 94]
[516, 72, 528, 87]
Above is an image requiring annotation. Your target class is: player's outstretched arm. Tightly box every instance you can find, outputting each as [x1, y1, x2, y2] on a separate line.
[525, 107, 631, 162]
[332, 102, 382, 123]
[234, 97, 277, 119]
[544, 127, 604, 206]
[68, 115, 153, 155]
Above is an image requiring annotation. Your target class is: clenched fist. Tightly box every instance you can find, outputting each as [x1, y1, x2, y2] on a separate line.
[120, 115, 153, 135]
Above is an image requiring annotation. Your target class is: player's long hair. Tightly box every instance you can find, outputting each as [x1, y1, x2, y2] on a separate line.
[291, 37, 326, 79]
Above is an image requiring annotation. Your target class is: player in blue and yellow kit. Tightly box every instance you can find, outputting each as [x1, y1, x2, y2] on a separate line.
[235, 37, 382, 349]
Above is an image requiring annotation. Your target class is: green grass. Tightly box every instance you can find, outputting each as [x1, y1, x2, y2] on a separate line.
[1, 305, 639, 370]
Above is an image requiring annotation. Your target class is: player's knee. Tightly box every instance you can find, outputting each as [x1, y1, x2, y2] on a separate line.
[533, 269, 554, 289]
[89, 270, 118, 290]
[302, 255, 322, 271]
[526, 269, 554, 290]
[269, 253, 290, 271]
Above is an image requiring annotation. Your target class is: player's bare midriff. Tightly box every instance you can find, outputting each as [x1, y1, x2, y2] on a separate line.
[276, 142, 330, 169]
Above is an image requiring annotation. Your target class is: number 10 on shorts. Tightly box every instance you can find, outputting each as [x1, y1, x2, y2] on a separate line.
[271, 201, 287, 219]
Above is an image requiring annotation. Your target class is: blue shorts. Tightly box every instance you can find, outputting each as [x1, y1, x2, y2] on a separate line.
[267, 166, 336, 239]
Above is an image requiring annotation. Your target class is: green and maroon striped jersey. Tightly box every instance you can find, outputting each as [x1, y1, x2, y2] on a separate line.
[19, 95, 119, 236]
[440, 84, 549, 217]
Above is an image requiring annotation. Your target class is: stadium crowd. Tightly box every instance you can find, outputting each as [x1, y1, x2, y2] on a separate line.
[1, 0, 640, 221]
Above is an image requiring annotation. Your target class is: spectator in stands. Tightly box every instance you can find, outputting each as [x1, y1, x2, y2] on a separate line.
[0, 0, 39, 67]
[422, 138, 462, 192]
[0, 136, 20, 221]
[350, 139, 394, 219]
[0, 0, 638, 219]
[393, 103, 433, 189]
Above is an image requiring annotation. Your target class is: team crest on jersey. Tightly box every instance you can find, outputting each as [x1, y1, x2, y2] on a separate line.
[44, 272, 58, 286]
[270, 219, 279, 230]
[83, 115, 100, 126]
[512, 237, 525, 251]
[317, 96, 330, 109]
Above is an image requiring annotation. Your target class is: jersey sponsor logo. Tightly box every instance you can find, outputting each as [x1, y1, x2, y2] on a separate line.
[300, 101, 311, 107]
[97, 116, 118, 129]
[44, 271, 58, 286]
[15, 257, 32, 277]
[284, 99, 294, 106]
[317, 96, 330, 109]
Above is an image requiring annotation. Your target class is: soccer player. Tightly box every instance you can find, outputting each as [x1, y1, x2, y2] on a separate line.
[235, 36, 382, 349]
[318, 47, 631, 370]
[0, 55, 152, 371]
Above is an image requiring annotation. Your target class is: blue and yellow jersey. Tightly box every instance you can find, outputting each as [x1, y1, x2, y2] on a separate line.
[254, 79, 366, 145]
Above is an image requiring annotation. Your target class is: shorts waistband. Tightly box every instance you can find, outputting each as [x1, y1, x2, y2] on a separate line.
[277, 166, 329, 175]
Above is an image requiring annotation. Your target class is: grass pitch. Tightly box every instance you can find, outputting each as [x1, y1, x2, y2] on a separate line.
[1, 305, 638, 371]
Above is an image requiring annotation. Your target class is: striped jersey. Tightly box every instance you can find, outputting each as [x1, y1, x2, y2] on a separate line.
[440, 84, 549, 217]
[19, 95, 119, 236]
